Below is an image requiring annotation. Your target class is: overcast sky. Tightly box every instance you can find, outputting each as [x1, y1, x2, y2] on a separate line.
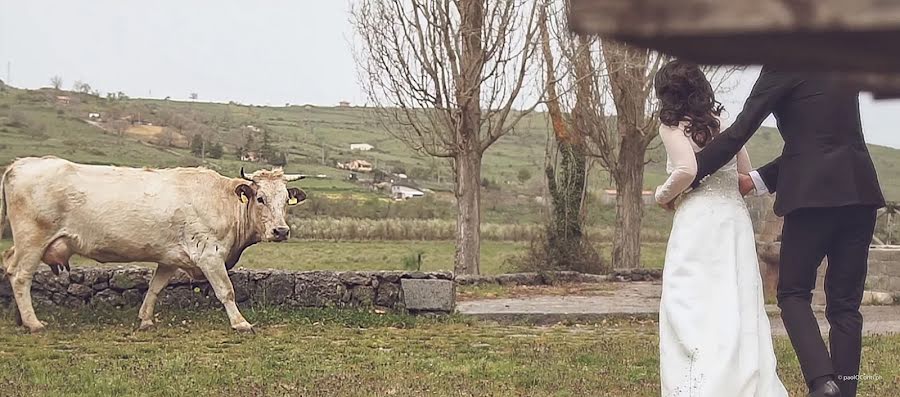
[2, 0, 899, 147]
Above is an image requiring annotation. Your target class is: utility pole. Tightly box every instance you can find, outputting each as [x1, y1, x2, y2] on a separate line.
[6, 61, 10, 84]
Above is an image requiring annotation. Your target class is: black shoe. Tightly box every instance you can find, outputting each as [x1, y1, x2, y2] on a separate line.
[808, 380, 841, 397]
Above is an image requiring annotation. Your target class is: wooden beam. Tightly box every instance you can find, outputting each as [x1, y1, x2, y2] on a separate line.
[568, 0, 900, 72]
[568, 0, 900, 97]
[839, 73, 900, 99]
[614, 32, 900, 73]
[570, 0, 900, 37]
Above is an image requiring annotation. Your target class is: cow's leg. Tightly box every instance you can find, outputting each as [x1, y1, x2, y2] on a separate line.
[137, 264, 177, 331]
[8, 250, 46, 333]
[1, 246, 15, 273]
[199, 259, 252, 332]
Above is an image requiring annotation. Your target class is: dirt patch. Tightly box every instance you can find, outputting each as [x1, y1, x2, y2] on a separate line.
[126, 125, 188, 147]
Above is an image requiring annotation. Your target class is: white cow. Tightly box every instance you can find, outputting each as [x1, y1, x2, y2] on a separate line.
[0, 156, 306, 333]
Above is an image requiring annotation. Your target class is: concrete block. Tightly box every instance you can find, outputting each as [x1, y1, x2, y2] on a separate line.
[879, 261, 900, 278]
[887, 277, 900, 293]
[401, 279, 455, 312]
[869, 249, 900, 263]
[867, 275, 888, 291]
[868, 260, 889, 277]
[862, 291, 895, 305]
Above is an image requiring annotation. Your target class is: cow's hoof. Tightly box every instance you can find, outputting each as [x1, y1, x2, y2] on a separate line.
[25, 322, 46, 334]
[137, 321, 155, 331]
[232, 322, 254, 333]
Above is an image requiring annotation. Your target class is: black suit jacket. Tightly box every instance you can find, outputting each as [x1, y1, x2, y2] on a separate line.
[690, 67, 885, 216]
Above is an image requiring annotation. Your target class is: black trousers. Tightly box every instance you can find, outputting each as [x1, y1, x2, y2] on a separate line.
[777, 205, 877, 397]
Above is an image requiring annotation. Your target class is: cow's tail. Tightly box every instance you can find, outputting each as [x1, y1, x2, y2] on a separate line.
[0, 165, 8, 241]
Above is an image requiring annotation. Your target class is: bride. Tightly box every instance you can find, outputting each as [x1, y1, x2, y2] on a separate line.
[653, 60, 788, 397]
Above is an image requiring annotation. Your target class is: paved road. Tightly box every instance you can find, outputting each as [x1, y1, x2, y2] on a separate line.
[457, 282, 900, 335]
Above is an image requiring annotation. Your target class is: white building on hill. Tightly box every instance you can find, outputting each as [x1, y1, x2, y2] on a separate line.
[350, 143, 374, 151]
[392, 184, 425, 200]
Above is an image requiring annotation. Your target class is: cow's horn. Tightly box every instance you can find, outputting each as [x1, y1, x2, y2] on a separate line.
[240, 167, 253, 181]
[283, 174, 306, 182]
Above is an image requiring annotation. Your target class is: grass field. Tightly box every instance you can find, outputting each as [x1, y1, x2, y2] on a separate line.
[0, 308, 897, 397]
[0, 240, 669, 274]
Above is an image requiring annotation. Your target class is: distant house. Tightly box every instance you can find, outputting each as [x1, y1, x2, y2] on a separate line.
[392, 184, 425, 200]
[245, 125, 262, 133]
[88, 112, 101, 120]
[600, 189, 655, 206]
[56, 96, 71, 105]
[338, 160, 373, 172]
[350, 143, 374, 151]
[241, 151, 261, 162]
[338, 101, 351, 107]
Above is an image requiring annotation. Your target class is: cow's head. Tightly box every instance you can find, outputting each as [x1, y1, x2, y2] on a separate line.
[235, 167, 306, 242]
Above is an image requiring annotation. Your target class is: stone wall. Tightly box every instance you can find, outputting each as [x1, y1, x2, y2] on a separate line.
[757, 244, 900, 303]
[863, 249, 900, 294]
[0, 267, 455, 312]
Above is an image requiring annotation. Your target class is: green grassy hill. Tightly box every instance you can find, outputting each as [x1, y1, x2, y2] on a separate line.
[2, 86, 900, 200]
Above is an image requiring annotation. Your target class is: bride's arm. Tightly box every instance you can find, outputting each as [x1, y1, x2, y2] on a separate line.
[655, 124, 697, 204]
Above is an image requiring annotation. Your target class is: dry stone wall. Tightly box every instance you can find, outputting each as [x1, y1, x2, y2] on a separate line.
[0, 267, 455, 312]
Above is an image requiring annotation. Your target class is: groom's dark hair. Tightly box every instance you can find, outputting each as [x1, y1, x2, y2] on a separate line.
[655, 59, 724, 147]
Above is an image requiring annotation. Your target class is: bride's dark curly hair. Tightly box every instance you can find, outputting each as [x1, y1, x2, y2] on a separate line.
[654, 60, 724, 147]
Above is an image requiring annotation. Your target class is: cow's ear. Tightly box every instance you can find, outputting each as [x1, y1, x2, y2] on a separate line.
[235, 184, 256, 204]
[287, 187, 306, 205]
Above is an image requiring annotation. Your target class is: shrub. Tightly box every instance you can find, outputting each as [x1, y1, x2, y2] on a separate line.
[517, 168, 532, 183]
[507, 229, 609, 275]
[86, 148, 107, 157]
[402, 251, 424, 271]
[190, 134, 203, 157]
[268, 151, 287, 167]
[5, 111, 27, 128]
[178, 157, 203, 167]
[209, 142, 224, 159]
[287, 217, 542, 241]
[62, 139, 87, 148]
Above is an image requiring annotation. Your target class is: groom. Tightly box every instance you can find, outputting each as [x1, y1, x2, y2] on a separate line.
[689, 67, 885, 397]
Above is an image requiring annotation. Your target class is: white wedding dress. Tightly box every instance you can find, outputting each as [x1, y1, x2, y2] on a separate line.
[656, 122, 788, 397]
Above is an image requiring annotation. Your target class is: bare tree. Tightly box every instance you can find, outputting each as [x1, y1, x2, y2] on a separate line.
[50, 76, 63, 90]
[157, 127, 179, 147]
[110, 120, 130, 142]
[72, 80, 92, 94]
[545, 1, 743, 269]
[523, 1, 604, 273]
[189, 92, 199, 101]
[352, 0, 542, 274]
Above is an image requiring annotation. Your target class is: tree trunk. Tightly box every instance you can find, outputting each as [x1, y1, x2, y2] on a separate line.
[548, 142, 587, 244]
[611, 137, 645, 269]
[454, 150, 482, 275]
[452, 0, 485, 275]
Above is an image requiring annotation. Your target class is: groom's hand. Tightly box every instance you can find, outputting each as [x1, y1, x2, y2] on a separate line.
[738, 173, 755, 196]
